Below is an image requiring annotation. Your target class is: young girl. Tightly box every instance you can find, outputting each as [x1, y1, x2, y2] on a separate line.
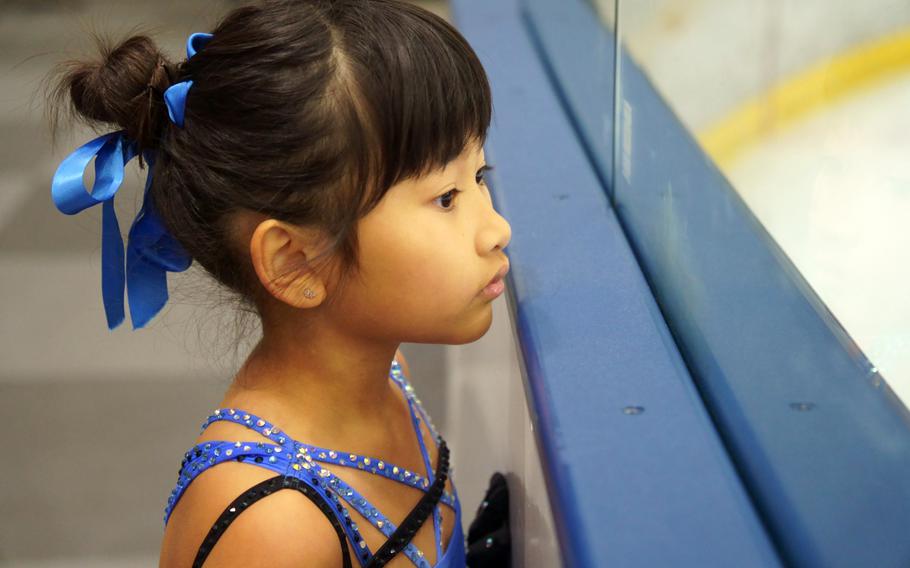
[48, 0, 511, 566]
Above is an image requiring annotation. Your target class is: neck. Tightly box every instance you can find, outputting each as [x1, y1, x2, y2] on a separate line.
[222, 316, 404, 447]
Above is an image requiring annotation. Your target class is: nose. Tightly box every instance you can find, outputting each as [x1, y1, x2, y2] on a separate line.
[479, 204, 511, 254]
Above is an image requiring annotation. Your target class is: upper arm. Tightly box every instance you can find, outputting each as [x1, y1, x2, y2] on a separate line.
[202, 488, 345, 567]
[160, 463, 347, 568]
[395, 347, 411, 379]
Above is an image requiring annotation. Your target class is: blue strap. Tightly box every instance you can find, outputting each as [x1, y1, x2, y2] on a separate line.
[393, 360, 445, 558]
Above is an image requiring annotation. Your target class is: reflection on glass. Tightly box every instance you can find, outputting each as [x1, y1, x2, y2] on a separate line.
[610, 0, 910, 405]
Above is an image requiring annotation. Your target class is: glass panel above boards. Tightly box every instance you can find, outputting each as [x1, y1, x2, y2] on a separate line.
[607, 0, 910, 407]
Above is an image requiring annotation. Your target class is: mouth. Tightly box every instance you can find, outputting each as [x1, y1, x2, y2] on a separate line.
[486, 263, 510, 287]
[480, 262, 510, 298]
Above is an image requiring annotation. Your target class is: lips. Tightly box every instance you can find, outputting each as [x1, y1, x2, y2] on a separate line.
[486, 263, 510, 288]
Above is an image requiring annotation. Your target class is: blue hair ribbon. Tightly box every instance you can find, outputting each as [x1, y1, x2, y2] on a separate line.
[163, 32, 212, 127]
[52, 31, 213, 329]
[51, 131, 192, 330]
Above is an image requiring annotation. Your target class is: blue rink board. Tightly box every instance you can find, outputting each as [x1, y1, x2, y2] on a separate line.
[451, 1, 783, 567]
[518, 0, 910, 567]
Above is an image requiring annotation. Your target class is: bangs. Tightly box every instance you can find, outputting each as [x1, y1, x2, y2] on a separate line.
[335, 1, 493, 198]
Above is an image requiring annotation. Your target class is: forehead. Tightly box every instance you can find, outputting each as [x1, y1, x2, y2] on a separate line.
[462, 138, 485, 161]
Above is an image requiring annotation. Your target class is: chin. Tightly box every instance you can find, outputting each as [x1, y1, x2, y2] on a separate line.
[449, 302, 494, 345]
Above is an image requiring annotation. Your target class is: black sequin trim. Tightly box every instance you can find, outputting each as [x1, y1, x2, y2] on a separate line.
[365, 438, 450, 568]
[192, 475, 353, 568]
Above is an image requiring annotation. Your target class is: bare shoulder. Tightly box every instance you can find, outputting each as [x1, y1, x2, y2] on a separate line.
[159, 461, 347, 568]
[395, 347, 411, 379]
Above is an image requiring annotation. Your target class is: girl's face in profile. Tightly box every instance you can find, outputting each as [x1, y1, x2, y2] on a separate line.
[331, 139, 512, 345]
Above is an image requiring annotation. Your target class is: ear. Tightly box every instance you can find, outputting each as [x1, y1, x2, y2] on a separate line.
[249, 219, 328, 308]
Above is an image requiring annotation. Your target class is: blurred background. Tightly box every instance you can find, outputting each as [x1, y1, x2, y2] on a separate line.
[3, 0, 909, 565]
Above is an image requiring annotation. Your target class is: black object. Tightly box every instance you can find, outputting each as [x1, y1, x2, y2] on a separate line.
[365, 439, 450, 567]
[466, 472, 511, 568]
[192, 437, 450, 567]
[192, 474, 354, 568]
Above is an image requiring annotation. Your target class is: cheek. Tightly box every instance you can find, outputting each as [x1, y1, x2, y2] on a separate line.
[360, 220, 475, 312]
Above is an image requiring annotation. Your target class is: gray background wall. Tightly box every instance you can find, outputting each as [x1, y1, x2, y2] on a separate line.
[0, 1, 461, 566]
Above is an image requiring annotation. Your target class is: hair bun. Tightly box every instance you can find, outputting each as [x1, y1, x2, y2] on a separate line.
[54, 34, 176, 152]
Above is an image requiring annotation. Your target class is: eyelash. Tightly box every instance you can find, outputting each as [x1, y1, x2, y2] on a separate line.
[435, 165, 494, 212]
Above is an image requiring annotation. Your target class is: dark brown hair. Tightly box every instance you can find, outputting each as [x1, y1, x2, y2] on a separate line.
[47, 0, 492, 327]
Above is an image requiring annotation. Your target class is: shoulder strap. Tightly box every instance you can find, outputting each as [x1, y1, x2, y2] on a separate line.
[365, 438, 450, 568]
[192, 474, 353, 568]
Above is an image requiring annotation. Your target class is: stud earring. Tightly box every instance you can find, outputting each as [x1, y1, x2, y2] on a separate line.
[303, 288, 317, 299]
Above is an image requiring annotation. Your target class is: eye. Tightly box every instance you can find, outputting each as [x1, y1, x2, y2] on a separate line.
[434, 165, 494, 212]
[434, 188, 462, 212]
[476, 164, 493, 186]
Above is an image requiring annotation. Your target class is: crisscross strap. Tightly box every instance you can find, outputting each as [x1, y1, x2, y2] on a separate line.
[186, 409, 456, 508]
[297, 444, 457, 509]
[391, 359, 451, 562]
[167, 413, 453, 566]
[391, 360, 442, 444]
[192, 440, 449, 568]
[192, 474, 353, 568]
[365, 439, 450, 568]
[169, 359, 454, 567]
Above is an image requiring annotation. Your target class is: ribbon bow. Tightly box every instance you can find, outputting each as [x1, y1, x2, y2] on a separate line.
[163, 32, 212, 127]
[51, 131, 192, 330]
[51, 31, 214, 330]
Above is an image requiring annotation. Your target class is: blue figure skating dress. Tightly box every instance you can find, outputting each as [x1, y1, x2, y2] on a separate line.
[163, 358, 465, 567]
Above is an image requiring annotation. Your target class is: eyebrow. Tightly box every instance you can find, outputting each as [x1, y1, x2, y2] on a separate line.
[430, 162, 488, 193]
